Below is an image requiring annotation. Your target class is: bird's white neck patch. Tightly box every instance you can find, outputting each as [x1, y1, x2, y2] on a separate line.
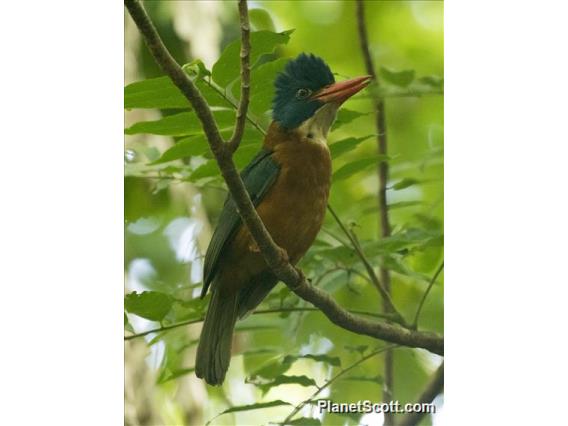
[297, 103, 339, 146]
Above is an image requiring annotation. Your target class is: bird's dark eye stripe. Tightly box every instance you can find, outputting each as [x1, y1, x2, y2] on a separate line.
[296, 88, 312, 99]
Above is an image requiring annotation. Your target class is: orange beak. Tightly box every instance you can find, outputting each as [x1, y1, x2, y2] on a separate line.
[312, 75, 372, 104]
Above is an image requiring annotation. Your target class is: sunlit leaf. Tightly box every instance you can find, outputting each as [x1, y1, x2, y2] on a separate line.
[391, 178, 420, 190]
[238, 58, 287, 115]
[189, 160, 221, 181]
[380, 67, 415, 87]
[212, 30, 294, 87]
[157, 367, 195, 384]
[249, 8, 276, 32]
[125, 291, 173, 321]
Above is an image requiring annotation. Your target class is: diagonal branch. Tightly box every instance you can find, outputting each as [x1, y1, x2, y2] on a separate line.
[227, 0, 251, 152]
[124, 0, 443, 356]
[398, 362, 444, 426]
[327, 205, 407, 326]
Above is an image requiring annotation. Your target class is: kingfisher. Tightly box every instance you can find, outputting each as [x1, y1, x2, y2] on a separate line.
[195, 53, 370, 385]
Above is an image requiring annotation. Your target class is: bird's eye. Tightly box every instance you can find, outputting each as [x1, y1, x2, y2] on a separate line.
[295, 88, 312, 99]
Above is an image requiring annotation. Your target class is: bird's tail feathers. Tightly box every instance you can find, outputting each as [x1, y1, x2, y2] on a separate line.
[195, 289, 238, 386]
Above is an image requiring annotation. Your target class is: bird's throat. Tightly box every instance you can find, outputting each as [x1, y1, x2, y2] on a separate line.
[297, 102, 339, 144]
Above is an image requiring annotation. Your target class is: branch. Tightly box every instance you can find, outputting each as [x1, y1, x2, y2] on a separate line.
[125, 0, 443, 356]
[356, 1, 395, 422]
[412, 262, 444, 329]
[124, 307, 399, 341]
[227, 0, 251, 152]
[327, 205, 407, 326]
[282, 345, 398, 424]
[398, 362, 444, 426]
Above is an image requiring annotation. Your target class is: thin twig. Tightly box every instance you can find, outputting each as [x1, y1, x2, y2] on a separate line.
[124, 306, 399, 341]
[124, 0, 443, 356]
[398, 362, 444, 426]
[412, 262, 444, 329]
[282, 345, 399, 424]
[327, 205, 407, 326]
[227, 0, 251, 152]
[202, 78, 267, 136]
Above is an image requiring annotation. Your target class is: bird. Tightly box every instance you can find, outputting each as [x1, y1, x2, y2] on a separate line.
[195, 53, 370, 385]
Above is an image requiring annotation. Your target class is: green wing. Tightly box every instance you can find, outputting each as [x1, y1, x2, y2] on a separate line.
[201, 148, 281, 298]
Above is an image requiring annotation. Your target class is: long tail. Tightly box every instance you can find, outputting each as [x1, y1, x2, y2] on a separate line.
[195, 289, 238, 386]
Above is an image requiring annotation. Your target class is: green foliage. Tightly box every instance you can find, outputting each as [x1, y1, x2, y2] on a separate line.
[124, 291, 173, 322]
[212, 30, 293, 87]
[380, 66, 416, 87]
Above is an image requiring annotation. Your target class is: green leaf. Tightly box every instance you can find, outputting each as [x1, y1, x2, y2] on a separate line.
[125, 110, 235, 136]
[286, 418, 321, 426]
[249, 9, 276, 32]
[333, 156, 389, 182]
[157, 367, 195, 384]
[149, 137, 209, 165]
[124, 291, 173, 321]
[189, 160, 220, 181]
[255, 374, 318, 395]
[419, 75, 444, 89]
[182, 59, 211, 79]
[207, 400, 291, 425]
[380, 67, 416, 87]
[333, 108, 368, 130]
[124, 75, 231, 110]
[344, 375, 383, 384]
[238, 58, 287, 116]
[283, 353, 342, 367]
[329, 135, 373, 159]
[391, 178, 420, 190]
[286, 418, 322, 426]
[388, 201, 422, 210]
[212, 30, 293, 87]
[124, 312, 134, 334]
[344, 345, 368, 355]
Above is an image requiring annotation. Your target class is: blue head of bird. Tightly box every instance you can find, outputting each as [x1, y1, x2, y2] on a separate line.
[272, 53, 371, 137]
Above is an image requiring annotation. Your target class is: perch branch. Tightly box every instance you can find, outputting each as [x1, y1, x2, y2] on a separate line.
[125, 0, 443, 356]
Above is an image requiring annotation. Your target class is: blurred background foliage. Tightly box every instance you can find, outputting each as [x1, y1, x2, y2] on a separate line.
[124, 1, 443, 425]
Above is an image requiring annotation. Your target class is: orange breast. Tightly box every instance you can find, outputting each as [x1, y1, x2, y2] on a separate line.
[216, 123, 332, 294]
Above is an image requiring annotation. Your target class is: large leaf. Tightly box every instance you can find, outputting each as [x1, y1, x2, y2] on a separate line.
[124, 291, 173, 322]
[234, 57, 288, 116]
[124, 76, 231, 110]
[148, 136, 209, 165]
[212, 30, 293, 87]
[333, 156, 389, 181]
[329, 135, 373, 159]
[124, 110, 235, 136]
